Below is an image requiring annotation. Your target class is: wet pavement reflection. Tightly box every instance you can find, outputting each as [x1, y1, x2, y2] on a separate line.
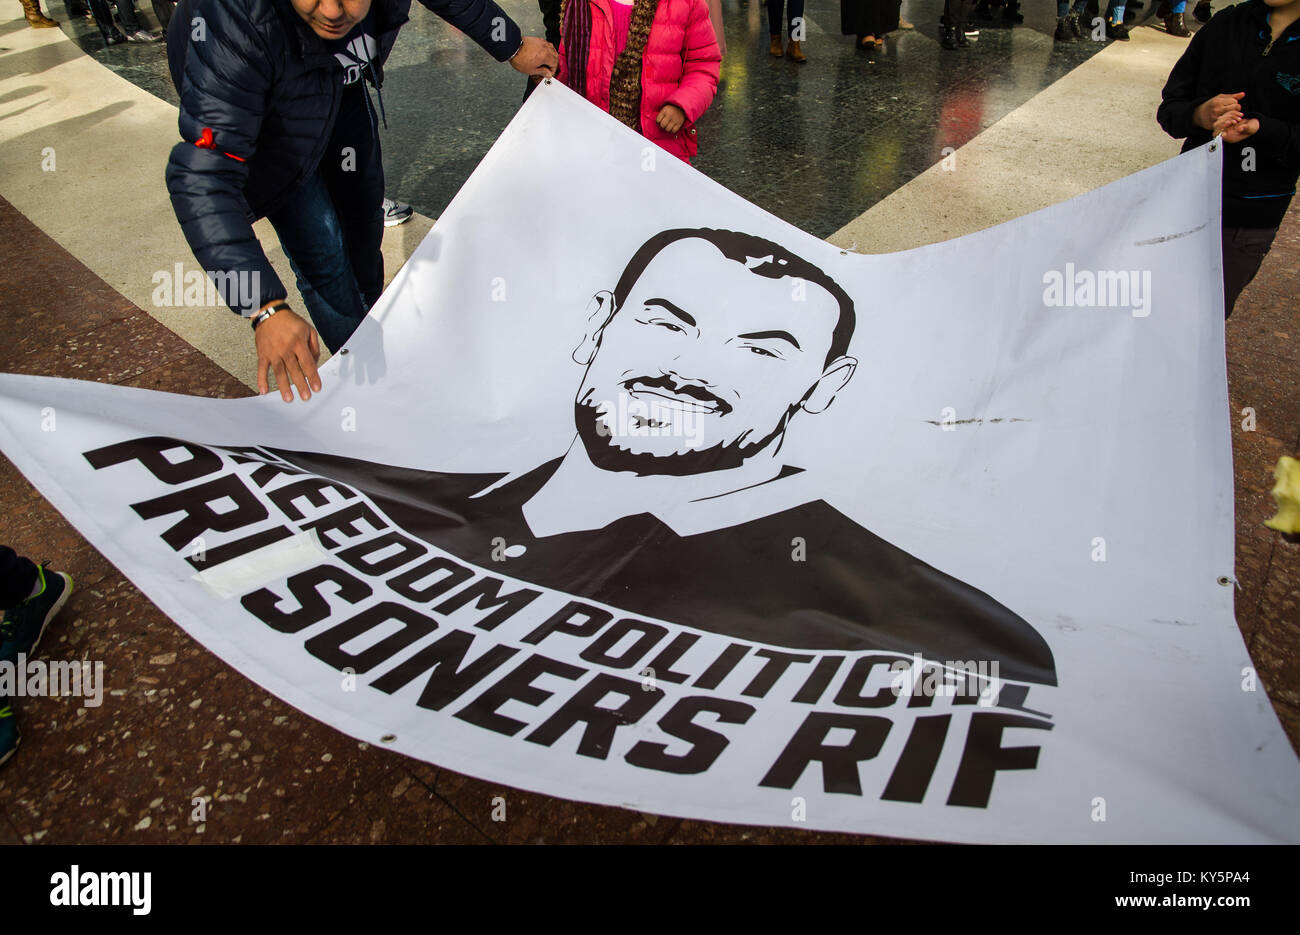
[59, 0, 1165, 237]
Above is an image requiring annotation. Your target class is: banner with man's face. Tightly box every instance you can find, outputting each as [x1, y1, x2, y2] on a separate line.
[2, 81, 1297, 843]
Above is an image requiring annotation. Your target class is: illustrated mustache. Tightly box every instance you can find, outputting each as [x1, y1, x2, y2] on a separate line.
[621, 374, 732, 415]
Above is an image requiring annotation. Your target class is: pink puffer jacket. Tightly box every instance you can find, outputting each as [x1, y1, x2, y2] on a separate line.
[558, 0, 721, 162]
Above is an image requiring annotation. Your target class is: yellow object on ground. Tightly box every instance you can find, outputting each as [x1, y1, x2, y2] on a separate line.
[1264, 456, 1300, 533]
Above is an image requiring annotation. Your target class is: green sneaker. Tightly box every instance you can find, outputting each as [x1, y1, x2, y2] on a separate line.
[0, 701, 17, 767]
[0, 565, 73, 666]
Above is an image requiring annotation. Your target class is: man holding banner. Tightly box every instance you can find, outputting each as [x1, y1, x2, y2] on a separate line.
[165, 0, 558, 403]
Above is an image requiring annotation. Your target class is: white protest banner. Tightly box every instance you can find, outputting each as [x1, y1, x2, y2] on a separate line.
[2, 81, 1297, 843]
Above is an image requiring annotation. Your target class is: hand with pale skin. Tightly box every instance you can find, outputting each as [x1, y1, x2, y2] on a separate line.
[1213, 111, 1261, 144]
[657, 103, 687, 134]
[254, 306, 322, 402]
[510, 36, 559, 76]
[1194, 92, 1245, 131]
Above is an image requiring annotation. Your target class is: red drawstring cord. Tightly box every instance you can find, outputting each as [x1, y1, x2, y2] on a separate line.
[194, 127, 246, 162]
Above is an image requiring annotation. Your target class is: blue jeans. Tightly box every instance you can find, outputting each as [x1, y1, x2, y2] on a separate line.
[267, 95, 385, 353]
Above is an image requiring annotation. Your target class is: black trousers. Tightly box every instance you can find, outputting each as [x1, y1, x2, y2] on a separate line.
[539, 0, 561, 45]
[522, 0, 563, 104]
[1, 546, 38, 608]
[767, 0, 806, 36]
[1222, 225, 1277, 318]
[841, 0, 900, 38]
[89, 0, 143, 37]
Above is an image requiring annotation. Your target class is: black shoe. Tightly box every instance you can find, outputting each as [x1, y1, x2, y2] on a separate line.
[0, 699, 17, 768]
[940, 24, 959, 48]
[1054, 16, 1077, 40]
[1193, 0, 1211, 23]
[0, 566, 73, 667]
[1066, 11, 1086, 37]
[1105, 19, 1130, 39]
[955, 25, 970, 45]
[105, 29, 127, 44]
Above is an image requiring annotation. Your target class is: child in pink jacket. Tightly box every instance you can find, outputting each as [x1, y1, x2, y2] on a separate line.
[557, 0, 722, 163]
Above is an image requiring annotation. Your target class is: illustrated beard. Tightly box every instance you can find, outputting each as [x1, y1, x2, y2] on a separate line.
[573, 396, 799, 477]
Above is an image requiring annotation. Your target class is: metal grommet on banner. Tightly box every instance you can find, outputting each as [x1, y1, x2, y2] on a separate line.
[544, 76, 553, 85]
[1216, 575, 1235, 588]
[380, 733, 397, 743]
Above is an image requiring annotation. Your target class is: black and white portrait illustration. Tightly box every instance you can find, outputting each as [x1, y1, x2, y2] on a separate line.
[274, 227, 1057, 686]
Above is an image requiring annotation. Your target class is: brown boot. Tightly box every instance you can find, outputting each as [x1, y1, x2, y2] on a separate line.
[20, 0, 59, 27]
[769, 34, 783, 56]
[1164, 11, 1190, 36]
[786, 39, 807, 62]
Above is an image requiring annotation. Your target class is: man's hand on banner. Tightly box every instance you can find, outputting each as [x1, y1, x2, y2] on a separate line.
[1194, 92, 1244, 131]
[254, 308, 322, 403]
[509, 37, 559, 76]
[1212, 111, 1260, 145]
[656, 104, 686, 134]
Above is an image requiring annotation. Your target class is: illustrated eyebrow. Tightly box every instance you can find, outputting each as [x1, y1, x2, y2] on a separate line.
[643, 298, 697, 328]
[737, 330, 801, 350]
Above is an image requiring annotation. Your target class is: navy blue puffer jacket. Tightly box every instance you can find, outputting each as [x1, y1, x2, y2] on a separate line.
[165, 0, 522, 315]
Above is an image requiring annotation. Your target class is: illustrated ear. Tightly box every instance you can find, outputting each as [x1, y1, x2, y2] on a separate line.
[801, 357, 857, 414]
[571, 290, 617, 365]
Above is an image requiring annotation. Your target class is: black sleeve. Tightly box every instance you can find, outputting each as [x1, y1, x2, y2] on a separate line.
[1246, 112, 1300, 170]
[164, 0, 287, 316]
[416, 0, 525, 61]
[1156, 12, 1221, 140]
